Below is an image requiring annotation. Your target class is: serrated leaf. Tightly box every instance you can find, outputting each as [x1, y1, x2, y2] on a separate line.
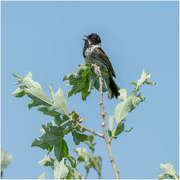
[54, 158, 69, 179]
[114, 122, 124, 136]
[39, 153, 54, 168]
[12, 85, 26, 97]
[108, 115, 114, 132]
[72, 131, 81, 145]
[54, 139, 69, 162]
[1, 150, 12, 172]
[68, 76, 88, 99]
[24, 74, 42, 89]
[25, 87, 52, 109]
[38, 107, 61, 117]
[31, 132, 63, 148]
[53, 117, 62, 127]
[53, 88, 68, 116]
[38, 171, 46, 180]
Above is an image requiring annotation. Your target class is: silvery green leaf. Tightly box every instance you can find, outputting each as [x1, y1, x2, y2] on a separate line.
[118, 89, 127, 101]
[108, 115, 114, 132]
[38, 171, 46, 180]
[54, 158, 69, 179]
[53, 88, 68, 116]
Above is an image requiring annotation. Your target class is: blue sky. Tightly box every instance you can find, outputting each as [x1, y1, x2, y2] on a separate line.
[1, 1, 179, 179]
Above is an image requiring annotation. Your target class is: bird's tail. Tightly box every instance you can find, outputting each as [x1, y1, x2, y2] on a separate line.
[105, 77, 120, 99]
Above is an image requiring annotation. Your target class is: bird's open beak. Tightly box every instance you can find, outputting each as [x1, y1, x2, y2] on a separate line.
[82, 35, 87, 41]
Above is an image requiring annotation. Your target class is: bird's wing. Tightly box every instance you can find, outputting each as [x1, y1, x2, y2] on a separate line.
[96, 48, 116, 77]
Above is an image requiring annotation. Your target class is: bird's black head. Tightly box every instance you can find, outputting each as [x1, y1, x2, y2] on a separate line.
[84, 33, 101, 45]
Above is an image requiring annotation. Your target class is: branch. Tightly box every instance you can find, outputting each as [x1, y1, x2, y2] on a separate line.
[75, 121, 104, 139]
[94, 64, 120, 179]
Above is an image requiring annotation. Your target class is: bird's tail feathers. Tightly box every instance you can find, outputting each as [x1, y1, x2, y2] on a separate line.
[105, 77, 120, 99]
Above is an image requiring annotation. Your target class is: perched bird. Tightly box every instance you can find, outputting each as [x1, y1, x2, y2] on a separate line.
[83, 33, 120, 99]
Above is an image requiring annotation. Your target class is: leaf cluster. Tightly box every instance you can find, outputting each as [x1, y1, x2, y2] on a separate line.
[74, 134, 102, 179]
[12, 71, 101, 179]
[1, 150, 12, 178]
[156, 163, 179, 179]
[63, 63, 107, 100]
[107, 68, 156, 142]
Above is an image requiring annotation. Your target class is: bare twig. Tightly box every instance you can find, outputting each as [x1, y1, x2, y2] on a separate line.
[94, 64, 120, 179]
[75, 121, 104, 138]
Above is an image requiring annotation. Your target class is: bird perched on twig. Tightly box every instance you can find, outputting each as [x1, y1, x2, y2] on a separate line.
[83, 33, 120, 99]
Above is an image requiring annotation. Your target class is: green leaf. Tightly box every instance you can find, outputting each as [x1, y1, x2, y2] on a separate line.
[24, 73, 42, 89]
[38, 107, 61, 117]
[88, 134, 94, 144]
[31, 132, 63, 148]
[114, 98, 132, 123]
[89, 156, 102, 179]
[79, 134, 88, 142]
[131, 68, 156, 90]
[108, 130, 112, 138]
[54, 158, 69, 179]
[38, 153, 54, 169]
[108, 115, 114, 132]
[159, 163, 178, 179]
[53, 88, 68, 116]
[67, 155, 76, 168]
[114, 122, 124, 136]
[72, 131, 81, 145]
[54, 139, 69, 162]
[25, 88, 52, 109]
[94, 78, 107, 92]
[76, 64, 88, 74]
[54, 116, 64, 127]
[12, 85, 26, 97]
[66, 167, 82, 179]
[1, 150, 12, 172]
[38, 171, 46, 180]
[145, 81, 157, 86]
[88, 71, 96, 92]
[12, 73, 24, 85]
[118, 88, 127, 101]
[124, 127, 133, 132]
[115, 90, 145, 123]
[68, 75, 89, 100]
[73, 148, 90, 164]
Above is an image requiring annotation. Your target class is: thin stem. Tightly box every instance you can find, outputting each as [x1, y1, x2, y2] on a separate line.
[84, 168, 89, 179]
[95, 64, 120, 179]
[75, 121, 104, 138]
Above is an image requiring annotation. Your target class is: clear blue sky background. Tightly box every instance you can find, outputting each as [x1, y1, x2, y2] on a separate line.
[1, 1, 179, 179]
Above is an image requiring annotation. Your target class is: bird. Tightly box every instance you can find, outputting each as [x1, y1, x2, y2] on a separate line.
[82, 33, 120, 99]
